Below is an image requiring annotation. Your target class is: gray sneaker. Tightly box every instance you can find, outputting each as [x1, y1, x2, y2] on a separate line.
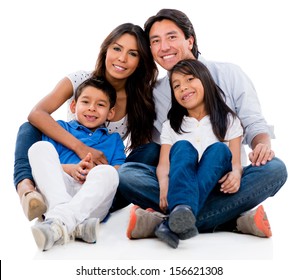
[236, 205, 272, 238]
[31, 218, 69, 251]
[126, 205, 167, 239]
[73, 218, 99, 243]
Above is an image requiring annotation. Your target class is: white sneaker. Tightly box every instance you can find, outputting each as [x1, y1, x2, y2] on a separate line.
[31, 218, 69, 251]
[73, 218, 99, 243]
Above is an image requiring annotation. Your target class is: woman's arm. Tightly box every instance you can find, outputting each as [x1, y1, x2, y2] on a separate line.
[156, 144, 171, 212]
[28, 77, 108, 164]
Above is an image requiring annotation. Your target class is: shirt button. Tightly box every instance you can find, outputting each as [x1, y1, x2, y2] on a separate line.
[89, 133, 92, 136]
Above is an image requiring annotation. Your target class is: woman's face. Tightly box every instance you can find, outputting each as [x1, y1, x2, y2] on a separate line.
[105, 33, 140, 82]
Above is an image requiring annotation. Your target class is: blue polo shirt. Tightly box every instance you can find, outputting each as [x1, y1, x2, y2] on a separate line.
[42, 120, 126, 166]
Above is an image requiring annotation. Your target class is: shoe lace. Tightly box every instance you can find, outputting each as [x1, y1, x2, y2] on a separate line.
[48, 219, 70, 245]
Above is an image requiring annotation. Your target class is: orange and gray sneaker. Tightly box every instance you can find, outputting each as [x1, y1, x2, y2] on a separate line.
[126, 205, 167, 239]
[236, 205, 272, 238]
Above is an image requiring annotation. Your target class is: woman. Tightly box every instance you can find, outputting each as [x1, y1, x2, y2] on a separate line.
[14, 23, 159, 221]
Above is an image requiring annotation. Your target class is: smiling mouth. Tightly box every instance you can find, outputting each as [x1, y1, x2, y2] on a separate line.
[84, 115, 98, 122]
[113, 64, 126, 71]
[161, 54, 176, 60]
[182, 92, 194, 101]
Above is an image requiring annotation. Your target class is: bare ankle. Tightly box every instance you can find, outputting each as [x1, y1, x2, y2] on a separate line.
[17, 179, 35, 198]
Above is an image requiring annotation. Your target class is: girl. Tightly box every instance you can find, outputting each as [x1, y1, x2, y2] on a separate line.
[14, 23, 158, 221]
[155, 59, 243, 248]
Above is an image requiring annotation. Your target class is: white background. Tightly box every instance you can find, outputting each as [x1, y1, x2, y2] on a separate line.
[0, 0, 296, 279]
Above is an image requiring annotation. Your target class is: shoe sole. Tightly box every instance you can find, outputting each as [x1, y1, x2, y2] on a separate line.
[254, 205, 272, 237]
[22, 192, 47, 221]
[178, 227, 198, 240]
[169, 207, 196, 234]
[155, 229, 179, 249]
[126, 205, 140, 239]
[31, 226, 47, 251]
[28, 198, 47, 221]
[81, 219, 100, 243]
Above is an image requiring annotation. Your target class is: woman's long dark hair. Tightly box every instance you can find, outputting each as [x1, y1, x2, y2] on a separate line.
[92, 23, 158, 150]
[168, 59, 238, 142]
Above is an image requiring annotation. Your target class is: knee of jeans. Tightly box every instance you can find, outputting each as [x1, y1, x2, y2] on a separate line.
[171, 140, 197, 154]
[145, 142, 161, 154]
[19, 121, 32, 132]
[18, 122, 41, 138]
[118, 163, 136, 185]
[270, 157, 288, 185]
[208, 142, 231, 159]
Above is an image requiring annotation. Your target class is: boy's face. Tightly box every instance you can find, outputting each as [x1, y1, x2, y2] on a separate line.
[149, 19, 195, 71]
[70, 86, 115, 131]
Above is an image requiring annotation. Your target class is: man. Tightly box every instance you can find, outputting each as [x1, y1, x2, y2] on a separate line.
[118, 9, 288, 248]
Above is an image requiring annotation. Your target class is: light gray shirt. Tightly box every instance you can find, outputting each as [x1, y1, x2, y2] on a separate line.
[153, 57, 274, 151]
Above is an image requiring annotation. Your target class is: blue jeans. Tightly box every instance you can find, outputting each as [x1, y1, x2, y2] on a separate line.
[110, 142, 160, 212]
[168, 141, 232, 216]
[117, 143, 288, 232]
[13, 122, 42, 188]
[126, 142, 160, 166]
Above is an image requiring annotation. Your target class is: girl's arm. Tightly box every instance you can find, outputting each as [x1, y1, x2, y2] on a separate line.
[28, 77, 108, 164]
[156, 144, 171, 213]
[218, 136, 243, 193]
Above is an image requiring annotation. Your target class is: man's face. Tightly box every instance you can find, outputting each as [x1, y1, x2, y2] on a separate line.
[149, 19, 195, 71]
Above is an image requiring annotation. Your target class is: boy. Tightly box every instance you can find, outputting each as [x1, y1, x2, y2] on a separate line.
[29, 78, 125, 251]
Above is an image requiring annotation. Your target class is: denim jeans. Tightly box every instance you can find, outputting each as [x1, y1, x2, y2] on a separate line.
[13, 122, 42, 188]
[167, 141, 232, 216]
[126, 142, 160, 166]
[110, 142, 161, 212]
[117, 143, 288, 232]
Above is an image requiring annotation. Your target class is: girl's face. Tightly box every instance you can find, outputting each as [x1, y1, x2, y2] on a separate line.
[171, 72, 205, 116]
[70, 86, 115, 131]
[105, 33, 140, 82]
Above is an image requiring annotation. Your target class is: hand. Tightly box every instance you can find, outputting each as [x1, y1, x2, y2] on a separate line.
[218, 170, 242, 194]
[77, 145, 108, 165]
[248, 143, 275, 166]
[71, 153, 94, 183]
[159, 186, 168, 213]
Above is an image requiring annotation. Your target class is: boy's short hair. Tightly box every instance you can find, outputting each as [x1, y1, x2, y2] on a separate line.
[75, 77, 116, 108]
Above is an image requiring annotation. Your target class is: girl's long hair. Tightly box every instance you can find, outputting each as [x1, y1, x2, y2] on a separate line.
[92, 23, 158, 150]
[168, 59, 238, 142]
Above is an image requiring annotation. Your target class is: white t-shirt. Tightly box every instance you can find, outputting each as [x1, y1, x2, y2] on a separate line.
[161, 114, 243, 163]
